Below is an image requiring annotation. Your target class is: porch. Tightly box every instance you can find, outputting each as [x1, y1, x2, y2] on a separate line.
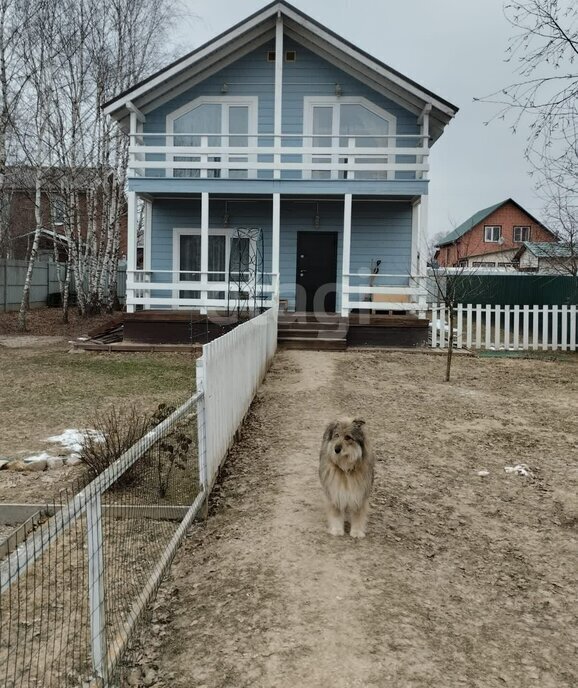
[125, 193, 428, 317]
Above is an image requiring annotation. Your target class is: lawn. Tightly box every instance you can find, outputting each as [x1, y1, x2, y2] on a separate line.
[0, 342, 198, 460]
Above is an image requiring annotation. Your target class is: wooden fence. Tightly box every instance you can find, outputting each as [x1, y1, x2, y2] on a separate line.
[431, 304, 578, 351]
[0, 259, 126, 311]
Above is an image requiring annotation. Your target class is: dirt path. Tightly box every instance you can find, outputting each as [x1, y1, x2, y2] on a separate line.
[134, 349, 578, 688]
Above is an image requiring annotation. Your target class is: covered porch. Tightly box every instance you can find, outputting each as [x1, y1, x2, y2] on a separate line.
[125, 191, 429, 317]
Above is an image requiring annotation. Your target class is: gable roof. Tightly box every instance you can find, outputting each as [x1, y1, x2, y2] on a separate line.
[103, 1, 458, 141]
[436, 198, 555, 247]
[517, 242, 574, 259]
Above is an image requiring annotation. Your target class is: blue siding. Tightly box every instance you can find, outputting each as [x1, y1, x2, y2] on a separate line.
[149, 198, 412, 310]
[144, 39, 276, 136]
[130, 178, 428, 196]
[281, 37, 419, 137]
[142, 33, 420, 184]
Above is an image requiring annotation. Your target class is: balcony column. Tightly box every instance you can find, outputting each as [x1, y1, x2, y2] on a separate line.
[200, 192, 209, 314]
[272, 193, 280, 302]
[341, 193, 352, 317]
[273, 12, 283, 180]
[126, 190, 137, 313]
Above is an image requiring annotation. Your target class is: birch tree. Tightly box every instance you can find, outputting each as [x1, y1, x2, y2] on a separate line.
[14, 0, 177, 327]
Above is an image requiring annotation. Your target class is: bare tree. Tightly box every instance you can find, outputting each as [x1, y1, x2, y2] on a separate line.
[13, 0, 179, 327]
[480, 0, 578, 266]
[421, 236, 484, 382]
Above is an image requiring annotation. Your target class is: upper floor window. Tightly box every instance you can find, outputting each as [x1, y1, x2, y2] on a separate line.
[484, 225, 502, 243]
[513, 226, 530, 242]
[166, 97, 257, 179]
[304, 96, 396, 180]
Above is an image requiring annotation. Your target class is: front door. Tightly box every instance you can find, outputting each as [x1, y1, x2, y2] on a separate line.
[295, 232, 338, 312]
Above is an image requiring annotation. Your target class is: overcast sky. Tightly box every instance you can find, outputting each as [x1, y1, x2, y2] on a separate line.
[175, 0, 536, 237]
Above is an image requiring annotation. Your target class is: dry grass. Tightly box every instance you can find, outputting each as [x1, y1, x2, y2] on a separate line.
[0, 307, 115, 337]
[0, 344, 198, 460]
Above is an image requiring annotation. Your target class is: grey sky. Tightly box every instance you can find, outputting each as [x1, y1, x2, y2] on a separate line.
[175, 0, 534, 238]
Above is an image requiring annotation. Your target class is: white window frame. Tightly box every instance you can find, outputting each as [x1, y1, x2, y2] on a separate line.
[166, 96, 259, 179]
[513, 225, 530, 242]
[303, 96, 397, 180]
[484, 225, 502, 243]
[172, 227, 256, 303]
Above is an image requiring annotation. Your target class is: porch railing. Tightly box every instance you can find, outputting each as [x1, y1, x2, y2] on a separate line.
[342, 273, 427, 314]
[129, 132, 429, 181]
[126, 270, 278, 311]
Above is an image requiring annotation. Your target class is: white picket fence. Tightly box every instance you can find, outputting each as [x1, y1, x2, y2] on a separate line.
[196, 306, 278, 492]
[0, 305, 278, 687]
[431, 303, 578, 351]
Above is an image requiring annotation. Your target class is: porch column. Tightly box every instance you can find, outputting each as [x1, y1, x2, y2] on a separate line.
[274, 12, 283, 180]
[143, 199, 152, 310]
[418, 195, 428, 317]
[200, 192, 209, 314]
[341, 193, 352, 317]
[411, 199, 419, 276]
[272, 193, 280, 303]
[126, 190, 137, 313]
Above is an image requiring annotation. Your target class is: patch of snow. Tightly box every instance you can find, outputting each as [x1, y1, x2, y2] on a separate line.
[47, 429, 104, 454]
[504, 464, 533, 478]
[25, 451, 58, 463]
[477, 469, 490, 477]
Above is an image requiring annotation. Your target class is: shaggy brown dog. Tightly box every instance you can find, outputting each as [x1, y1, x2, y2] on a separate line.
[318, 417, 375, 538]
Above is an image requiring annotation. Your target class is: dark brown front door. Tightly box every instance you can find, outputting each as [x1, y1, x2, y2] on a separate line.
[295, 232, 338, 312]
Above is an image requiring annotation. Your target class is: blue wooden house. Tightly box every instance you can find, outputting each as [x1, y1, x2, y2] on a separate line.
[104, 1, 457, 345]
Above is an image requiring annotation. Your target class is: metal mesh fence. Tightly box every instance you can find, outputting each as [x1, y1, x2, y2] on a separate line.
[0, 394, 203, 687]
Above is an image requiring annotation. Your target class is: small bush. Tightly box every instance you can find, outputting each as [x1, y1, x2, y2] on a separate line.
[80, 405, 151, 484]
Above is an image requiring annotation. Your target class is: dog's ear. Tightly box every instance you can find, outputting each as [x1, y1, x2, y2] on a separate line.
[323, 421, 337, 441]
[353, 418, 365, 427]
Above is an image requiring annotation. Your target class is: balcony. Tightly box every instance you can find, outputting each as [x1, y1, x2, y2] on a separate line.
[128, 133, 429, 182]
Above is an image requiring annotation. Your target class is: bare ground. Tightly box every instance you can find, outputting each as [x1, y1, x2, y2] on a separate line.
[125, 349, 578, 688]
[0, 338, 198, 504]
[0, 307, 116, 337]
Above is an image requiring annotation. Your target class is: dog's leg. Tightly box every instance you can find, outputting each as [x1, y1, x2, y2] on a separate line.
[327, 503, 345, 536]
[350, 500, 369, 538]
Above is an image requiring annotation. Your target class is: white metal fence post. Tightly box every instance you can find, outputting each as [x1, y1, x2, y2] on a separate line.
[86, 493, 107, 683]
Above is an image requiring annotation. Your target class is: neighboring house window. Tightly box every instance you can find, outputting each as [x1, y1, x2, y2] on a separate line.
[472, 261, 495, 267]
[166, 97, 258, 179]
[457, 259, 468, 267]
[304, 96, 396, 180]
[513, 226, 530, 242]
[498, 262, 514, 267]
[484, 225, 502, 242]
[51, 196, 66, 225]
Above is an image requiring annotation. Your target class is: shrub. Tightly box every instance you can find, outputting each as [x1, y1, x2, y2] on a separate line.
[80, 405, 151, 484]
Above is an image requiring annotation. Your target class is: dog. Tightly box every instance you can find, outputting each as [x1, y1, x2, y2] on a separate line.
[318, 417, 375, 538]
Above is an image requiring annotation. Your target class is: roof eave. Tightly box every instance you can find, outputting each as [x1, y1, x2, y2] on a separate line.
[103, 0, 458, 124]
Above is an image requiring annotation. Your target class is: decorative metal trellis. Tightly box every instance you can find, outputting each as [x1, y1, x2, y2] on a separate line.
[227, 226, 265, 317]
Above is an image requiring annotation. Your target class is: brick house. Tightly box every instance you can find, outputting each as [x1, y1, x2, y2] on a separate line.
[3, 166, 128, 261]
[434, 198, 557, 268]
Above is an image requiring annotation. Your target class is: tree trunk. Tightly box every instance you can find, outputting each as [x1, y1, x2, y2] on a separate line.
[18, 169, 43, 331]
[445, 305, 455, 382]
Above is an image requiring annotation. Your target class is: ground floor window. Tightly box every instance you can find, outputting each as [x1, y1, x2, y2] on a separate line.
[175, 229, 252, 300]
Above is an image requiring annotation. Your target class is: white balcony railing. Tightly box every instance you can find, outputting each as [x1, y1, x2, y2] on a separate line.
[126, 270, 278, 311]
[129, 133, 429, 181]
